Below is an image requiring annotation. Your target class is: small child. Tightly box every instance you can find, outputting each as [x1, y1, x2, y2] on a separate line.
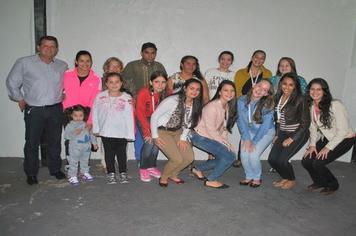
[64, 105, 98, 186]
[93, 72, 135, 184]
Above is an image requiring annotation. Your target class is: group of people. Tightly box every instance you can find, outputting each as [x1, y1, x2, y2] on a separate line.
[6, 36, 355, 195]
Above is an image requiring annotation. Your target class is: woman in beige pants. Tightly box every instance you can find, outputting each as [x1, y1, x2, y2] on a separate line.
[150, 78, 204, 187]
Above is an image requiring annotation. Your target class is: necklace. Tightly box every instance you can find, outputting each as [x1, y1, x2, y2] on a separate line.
[249, 69, 260, 87]
[276, 96, 289, 123]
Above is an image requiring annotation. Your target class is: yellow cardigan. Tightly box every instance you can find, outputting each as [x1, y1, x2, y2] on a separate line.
[234, 66, 272, 97]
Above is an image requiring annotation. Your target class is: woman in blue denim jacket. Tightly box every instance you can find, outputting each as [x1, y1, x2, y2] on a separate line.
[237, 79, 275, 187]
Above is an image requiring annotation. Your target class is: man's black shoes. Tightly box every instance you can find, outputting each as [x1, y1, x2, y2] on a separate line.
[27, 176, 38, 185]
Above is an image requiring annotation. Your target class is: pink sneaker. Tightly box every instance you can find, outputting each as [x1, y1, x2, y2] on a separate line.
[140, 169, 152, 182]
[147, 168, 161, 178]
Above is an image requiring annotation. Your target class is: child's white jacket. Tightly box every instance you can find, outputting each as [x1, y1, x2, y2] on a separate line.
[92, 90, 135, 140]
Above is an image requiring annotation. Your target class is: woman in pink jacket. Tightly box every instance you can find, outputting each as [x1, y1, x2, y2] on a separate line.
[63, 50, 101, 128]
[190, 80, 237, 189]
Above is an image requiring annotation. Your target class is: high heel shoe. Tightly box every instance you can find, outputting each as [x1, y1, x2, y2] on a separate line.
[190, 167, 207, 181]
[158, 178, 168, 187]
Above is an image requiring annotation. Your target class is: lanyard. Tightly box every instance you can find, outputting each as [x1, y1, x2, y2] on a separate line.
[184, 104, 193, 125]
[276, 96, 289, 122]
[248, 103, 257, 127]
[249, 70, 260, 87]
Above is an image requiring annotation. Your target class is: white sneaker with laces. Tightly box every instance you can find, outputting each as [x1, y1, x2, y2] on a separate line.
[119, 172, 129, 184]
[106, 173, 117, 184]
[68, 176, 79, 186]
[81, 173, 94, 182]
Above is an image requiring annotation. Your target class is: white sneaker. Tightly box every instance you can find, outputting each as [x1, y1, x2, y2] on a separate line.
[81, 173, 94, 182]
[106, 173, 117, 184]
[119, 172, 129, 184]
[68, 176, 79, 186]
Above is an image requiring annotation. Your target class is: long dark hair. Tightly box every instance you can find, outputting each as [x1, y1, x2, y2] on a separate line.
[180, 55, 204, 80]
[306, 78, 333, 128]
[276, 57, 297, 76]
[247, 50, 266, 71]
[149, 70, 168, 102]
[210, 80, 237, 133]
[245, 79, 275, 124]
[175, 78, 204, 129]
[275, 72, 302, 106]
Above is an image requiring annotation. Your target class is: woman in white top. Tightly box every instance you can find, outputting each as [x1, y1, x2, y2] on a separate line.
[302, 78, 354, 195]
[204, 51, 235, 99]
[151, 78, 204, 187]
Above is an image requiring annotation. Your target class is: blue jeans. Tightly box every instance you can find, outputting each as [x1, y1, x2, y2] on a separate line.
[137, 123, 159, 169]
[134, 119, 144, 161]
[240, 129, 275, 181]
[190, 131, 235, 181]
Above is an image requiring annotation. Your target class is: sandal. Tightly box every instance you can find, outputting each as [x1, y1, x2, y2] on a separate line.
[250, 180, 262, 188]
[239, 179, 252, 186]
[273, 179, 288, 187]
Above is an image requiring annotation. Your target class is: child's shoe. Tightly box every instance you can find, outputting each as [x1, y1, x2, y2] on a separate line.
[81, 173, 94, 182]
[119, 172, 129, 184]
[147, 167, 161, 178]
[106, 172, 117, 184]
[68, 176, 80, 186]
[140, 169, 152, 182]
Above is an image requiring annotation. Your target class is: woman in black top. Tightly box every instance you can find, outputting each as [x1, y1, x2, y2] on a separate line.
[268, 72, 310, 189]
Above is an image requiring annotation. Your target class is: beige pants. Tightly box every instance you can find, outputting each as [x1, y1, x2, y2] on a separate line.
[158, 129, 194, 180]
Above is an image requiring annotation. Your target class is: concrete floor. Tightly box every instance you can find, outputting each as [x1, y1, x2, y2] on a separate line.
[0, 158, 356, 236]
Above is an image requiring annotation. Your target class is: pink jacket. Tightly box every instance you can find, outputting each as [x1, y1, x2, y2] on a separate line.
[62, 68, 101, 124]
[194, 99, 230, 145]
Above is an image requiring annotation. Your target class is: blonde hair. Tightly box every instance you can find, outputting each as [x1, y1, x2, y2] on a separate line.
[102, 57, 124, 73]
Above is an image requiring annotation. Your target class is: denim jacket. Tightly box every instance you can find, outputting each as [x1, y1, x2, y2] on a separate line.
[237, 95, 275, 145]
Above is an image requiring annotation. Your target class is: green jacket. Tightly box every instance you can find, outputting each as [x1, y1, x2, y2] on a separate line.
[122, 59, 166, 97]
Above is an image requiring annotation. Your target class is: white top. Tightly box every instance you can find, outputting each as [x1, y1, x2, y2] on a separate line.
[204, 68, 235, 98]
[150, 95, 192, 141]
[309, 100, 354, 150]
[92, 90, 135, 139]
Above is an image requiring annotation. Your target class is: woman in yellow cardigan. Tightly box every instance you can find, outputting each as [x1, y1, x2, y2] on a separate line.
[234, 50, 272, 97]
